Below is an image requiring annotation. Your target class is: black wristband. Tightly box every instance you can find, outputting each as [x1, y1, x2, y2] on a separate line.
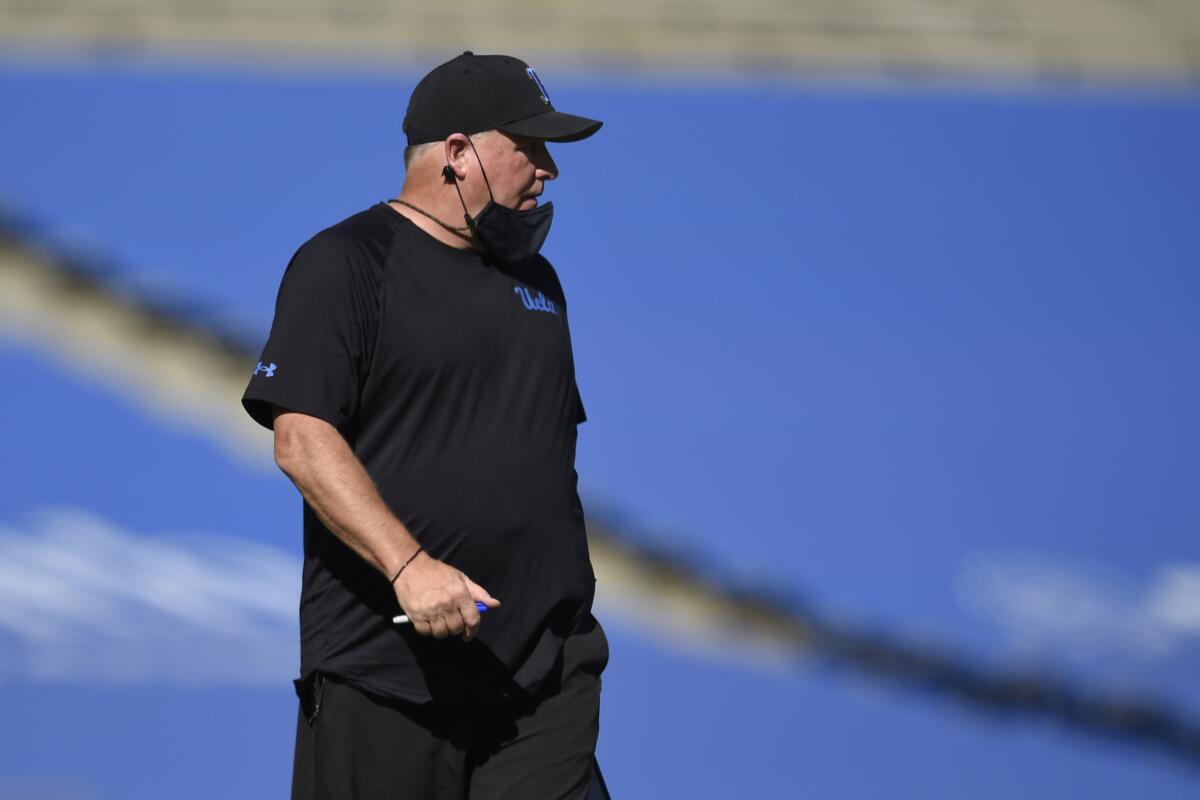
[389, 547, 423, 585]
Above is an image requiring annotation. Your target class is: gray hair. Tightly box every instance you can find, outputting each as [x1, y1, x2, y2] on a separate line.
[403, 141, 440, 170]
[403, 130, 497, 171]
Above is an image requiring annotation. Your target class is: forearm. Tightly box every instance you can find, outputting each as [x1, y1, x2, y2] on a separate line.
[273, 409, 418, 578]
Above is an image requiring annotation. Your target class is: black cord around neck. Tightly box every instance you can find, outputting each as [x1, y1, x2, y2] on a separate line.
[390, 198, 472, 234]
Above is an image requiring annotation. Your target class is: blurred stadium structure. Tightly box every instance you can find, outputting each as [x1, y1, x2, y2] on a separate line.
[2, 196, 1198, 765]
[1, 0, 1199, 82]
[2, 2, 1199, 797]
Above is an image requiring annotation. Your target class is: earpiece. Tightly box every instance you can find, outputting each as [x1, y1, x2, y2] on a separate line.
[442, 165, 457, 182]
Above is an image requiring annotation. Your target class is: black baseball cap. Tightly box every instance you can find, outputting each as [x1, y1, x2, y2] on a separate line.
[403, 52, 602, 146]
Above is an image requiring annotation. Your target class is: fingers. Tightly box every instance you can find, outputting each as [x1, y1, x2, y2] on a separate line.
[459, 578, 498, 641]
[459, 599, 482, 641]
[401, 594, 471, 640]
[444, 608, 466, 639]
[393, 560, 499, 640]
[429, 616, 451, 639]
[409, 613, 459, 639]
[464, 577, 501, 609]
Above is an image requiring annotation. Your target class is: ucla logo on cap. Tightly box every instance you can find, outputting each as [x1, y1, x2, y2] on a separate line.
[526, 67, 551, 106]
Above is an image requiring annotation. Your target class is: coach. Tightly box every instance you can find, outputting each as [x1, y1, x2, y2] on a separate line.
[243, 52, 609, 799]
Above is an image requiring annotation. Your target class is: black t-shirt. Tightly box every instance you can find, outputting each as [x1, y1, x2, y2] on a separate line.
[242, 203, 595, 706]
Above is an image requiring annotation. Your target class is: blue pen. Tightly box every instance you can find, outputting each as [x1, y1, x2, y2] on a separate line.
[393, 601, 489, 625]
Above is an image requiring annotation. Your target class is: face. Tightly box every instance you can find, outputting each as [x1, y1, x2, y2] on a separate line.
[460, 130, 559, 213]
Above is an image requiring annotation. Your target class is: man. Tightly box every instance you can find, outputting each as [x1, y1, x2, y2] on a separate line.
[242, 52, 610, 799]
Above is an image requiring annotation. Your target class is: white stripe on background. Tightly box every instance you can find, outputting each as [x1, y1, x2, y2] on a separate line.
[3, 507, 1199, 687]
[956, 551, 1200, 662]
[0, 508, 298, 686]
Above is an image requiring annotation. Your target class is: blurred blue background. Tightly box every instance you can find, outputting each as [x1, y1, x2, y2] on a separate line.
[1, 9, 1199, 797]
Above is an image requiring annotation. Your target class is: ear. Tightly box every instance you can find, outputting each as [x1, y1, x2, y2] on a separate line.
[443, 134, 472, 181]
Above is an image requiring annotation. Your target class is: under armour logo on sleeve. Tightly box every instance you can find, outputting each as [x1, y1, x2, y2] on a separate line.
[254, 361, 278, 377]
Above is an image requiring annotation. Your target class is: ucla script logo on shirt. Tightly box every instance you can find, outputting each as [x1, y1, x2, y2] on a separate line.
[514, 286, 558, 315]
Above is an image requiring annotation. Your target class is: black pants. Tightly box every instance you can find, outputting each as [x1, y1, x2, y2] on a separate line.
[292, 620, 609, 800]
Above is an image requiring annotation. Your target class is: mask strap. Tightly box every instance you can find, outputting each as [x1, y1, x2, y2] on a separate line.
[466, 136, 497, 201]
[444, 135, 495, 232]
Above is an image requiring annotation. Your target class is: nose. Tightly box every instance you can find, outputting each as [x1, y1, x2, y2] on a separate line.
[533, 142, 558, 182]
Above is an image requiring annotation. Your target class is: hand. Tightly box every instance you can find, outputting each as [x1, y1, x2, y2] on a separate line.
[392, 551, 500, 641]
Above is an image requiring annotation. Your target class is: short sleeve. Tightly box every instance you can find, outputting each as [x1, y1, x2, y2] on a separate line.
[242, 232, 382, 431]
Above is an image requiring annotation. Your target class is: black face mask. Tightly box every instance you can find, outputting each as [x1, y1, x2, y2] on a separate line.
[447, 137, 554, 263]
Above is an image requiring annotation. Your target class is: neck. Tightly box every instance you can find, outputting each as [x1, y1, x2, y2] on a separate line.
[388, 190, 483, 252]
